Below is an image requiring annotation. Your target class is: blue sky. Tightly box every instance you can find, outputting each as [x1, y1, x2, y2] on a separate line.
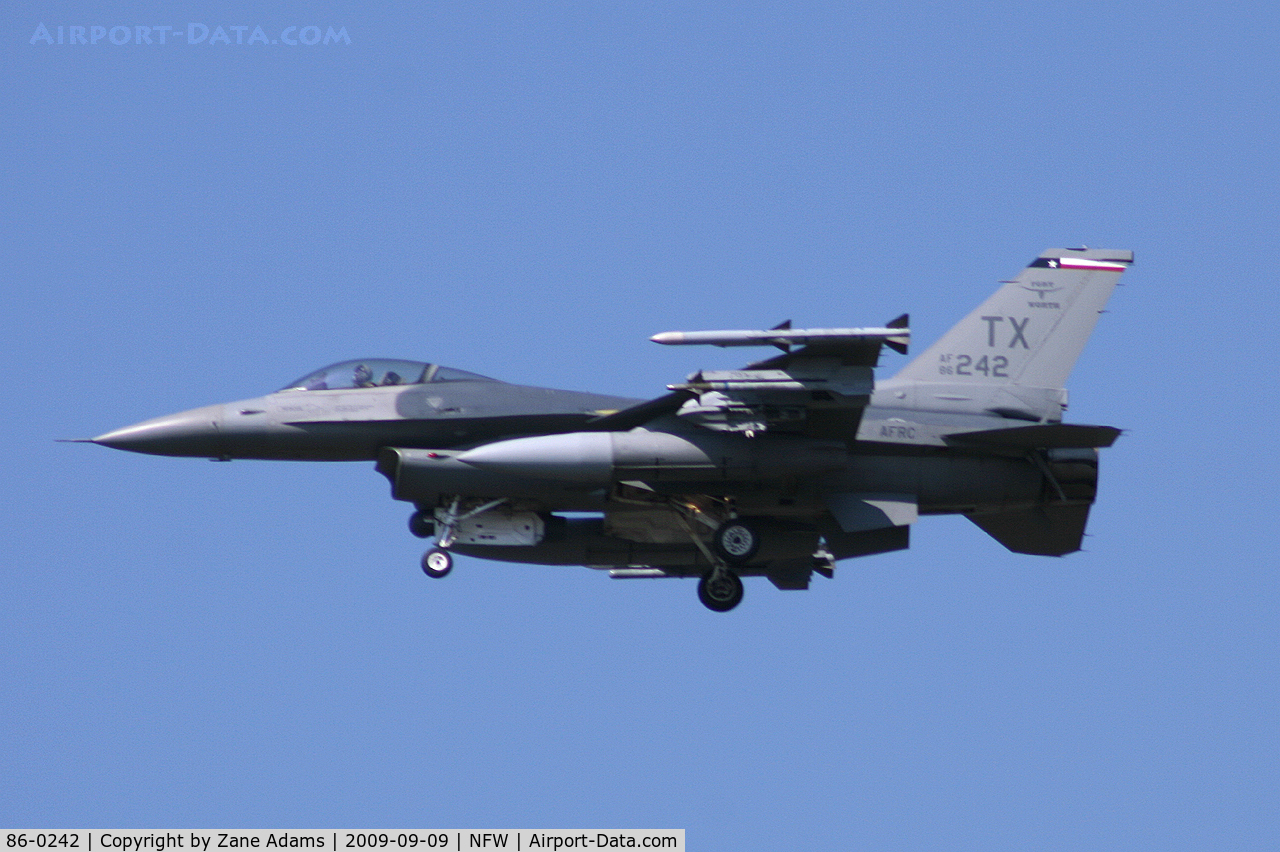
[3, 2, 1277, 848]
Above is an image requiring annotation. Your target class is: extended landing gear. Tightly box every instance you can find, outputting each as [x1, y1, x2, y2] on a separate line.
[653, 502, 754, 612]
[413, 496, 511, 579]
[421, 547, 453, 578]
[713, 519, 760, 564]
[698, 569, 744, 612]
[411, 506, 451, 579]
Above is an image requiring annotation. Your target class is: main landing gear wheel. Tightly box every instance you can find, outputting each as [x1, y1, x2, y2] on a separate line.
[698, 570, 744, 612]
[408, 511, 435, 539]
[714, 519, 760, 564]
[421, 547, 453, 578]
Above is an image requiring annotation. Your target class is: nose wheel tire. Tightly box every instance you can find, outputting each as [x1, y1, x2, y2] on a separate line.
[422, 547, 453, 578]
[714, 519, 760, 564]
[698, 570, 744, 612]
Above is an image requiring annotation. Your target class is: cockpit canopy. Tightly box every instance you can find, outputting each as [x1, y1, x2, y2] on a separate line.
[278, 359, 495, 392]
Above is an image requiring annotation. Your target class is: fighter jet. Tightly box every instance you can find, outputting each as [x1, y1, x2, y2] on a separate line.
[86, 248, 1131, 611]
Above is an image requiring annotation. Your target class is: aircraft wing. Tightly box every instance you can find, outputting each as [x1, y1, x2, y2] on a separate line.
[943, 423, 1122, 450]
[652, 317, 909, 435]
[582, 390, 697, 431]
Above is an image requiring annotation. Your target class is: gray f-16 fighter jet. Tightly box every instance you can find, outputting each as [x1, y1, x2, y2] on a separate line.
[88, 248, 1131, 611]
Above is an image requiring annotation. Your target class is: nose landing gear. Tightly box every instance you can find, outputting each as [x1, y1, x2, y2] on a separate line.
[421, 547, 453, 578]
[411, 496, 508, 580]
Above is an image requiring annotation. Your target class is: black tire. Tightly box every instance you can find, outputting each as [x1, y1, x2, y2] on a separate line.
[408, 511, 435, 539]
[698, 571, 744, 612]
[714, 519, 760, 564]
[421, 547, 453, 578]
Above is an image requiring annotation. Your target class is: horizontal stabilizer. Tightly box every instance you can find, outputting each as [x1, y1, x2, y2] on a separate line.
[945, 423, 1121, 449]
[767, 560, 814, 590]
[826, 492, 918, 533]
[967, 504, 1092, 556]
[823, 525, 910, 560]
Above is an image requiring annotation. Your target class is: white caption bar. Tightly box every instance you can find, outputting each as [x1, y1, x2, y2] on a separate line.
[1, 831, 684, 852]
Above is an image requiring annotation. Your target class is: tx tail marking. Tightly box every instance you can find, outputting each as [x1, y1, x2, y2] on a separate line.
[939, 354, 1009, 378]
[981, 316, 1031, 348]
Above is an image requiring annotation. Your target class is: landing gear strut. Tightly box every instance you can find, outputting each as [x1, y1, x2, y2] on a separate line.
[415, 496, 508, 579]
[610, 486, 757, 609]
[659, 504, 749, 612]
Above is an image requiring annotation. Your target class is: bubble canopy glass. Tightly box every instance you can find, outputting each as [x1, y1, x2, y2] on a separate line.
[278, 359, 495, 392]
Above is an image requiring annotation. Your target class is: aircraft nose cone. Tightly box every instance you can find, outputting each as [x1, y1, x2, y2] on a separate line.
[93, 405, 225, 457]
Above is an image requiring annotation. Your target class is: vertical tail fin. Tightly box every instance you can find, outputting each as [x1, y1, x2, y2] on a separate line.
[881, 248, 1132, 421]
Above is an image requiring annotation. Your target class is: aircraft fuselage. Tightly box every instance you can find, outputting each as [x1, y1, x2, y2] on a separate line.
[94, 381, 642, 461]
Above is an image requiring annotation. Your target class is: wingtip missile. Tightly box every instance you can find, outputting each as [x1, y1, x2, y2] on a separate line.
[650, 326, 910, 350]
